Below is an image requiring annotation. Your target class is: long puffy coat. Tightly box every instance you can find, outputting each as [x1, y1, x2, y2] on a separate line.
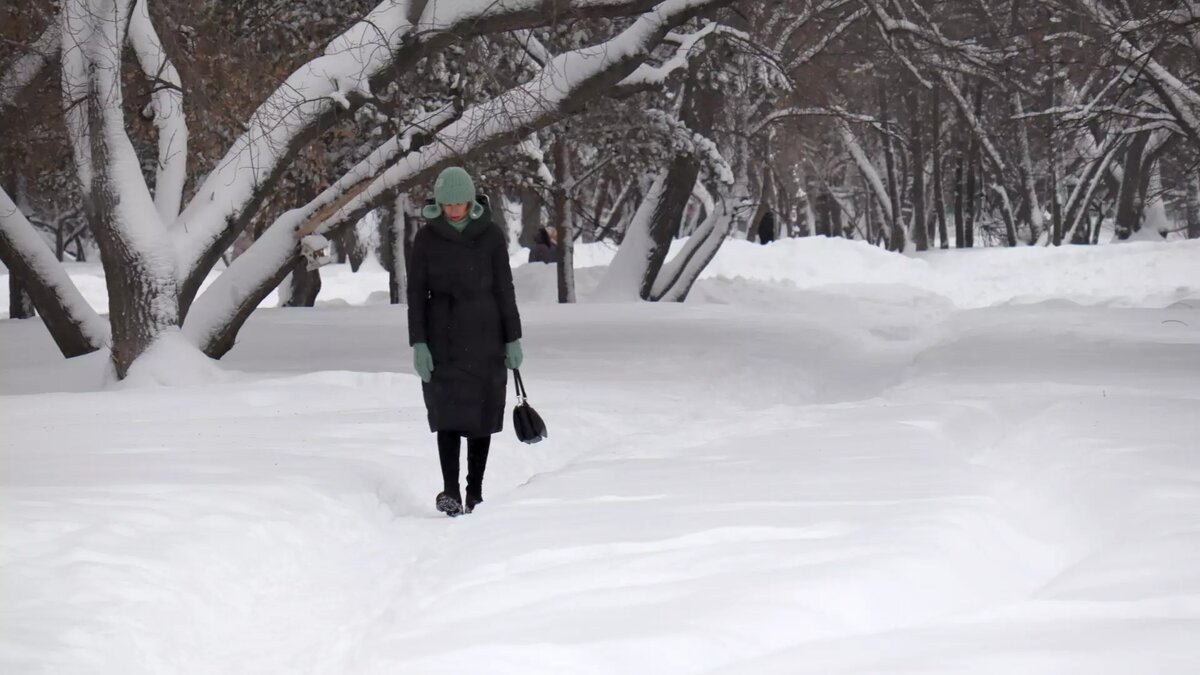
[407, 203, 522, 437]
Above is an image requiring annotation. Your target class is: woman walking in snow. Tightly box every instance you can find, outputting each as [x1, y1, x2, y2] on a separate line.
[408, 166, 524, 517]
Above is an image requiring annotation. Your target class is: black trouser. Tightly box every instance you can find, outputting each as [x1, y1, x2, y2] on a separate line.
[437, 431, 490, 498]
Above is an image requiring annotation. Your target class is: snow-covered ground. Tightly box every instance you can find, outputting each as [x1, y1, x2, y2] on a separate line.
[2, 238, 1199, 673]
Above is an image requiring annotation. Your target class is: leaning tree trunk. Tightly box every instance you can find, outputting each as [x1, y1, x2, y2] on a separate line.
[283, 259, 322, 307]
[8, 276, 36, 320]
[3, 173, 36, 320]
[0, 187, 106, 355]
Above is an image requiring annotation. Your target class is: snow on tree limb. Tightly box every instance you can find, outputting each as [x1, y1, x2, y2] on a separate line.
[61, 0, 97, 192]
[322, 0, 730, 234]
[644, 109, 734, 184]
[1078, 0, 1200, 148]
[614, 22, 717, 93]
[170, 0, 417, 264]
[169, 0, 674, 287]
[751, 106, 881, 137]
[184, 0, 731, 354]
[127, 0, 187, 223]
[0, 186, 109, 354]
[785, 7, 867, 71]
[0, 19, 60, 114]
[836, 118, 893, 223]
[596, 171, 669, 301]
[650, 180, 735, 300]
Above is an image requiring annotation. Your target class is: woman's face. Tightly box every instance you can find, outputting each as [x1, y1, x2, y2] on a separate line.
[443, 202, 470, 221]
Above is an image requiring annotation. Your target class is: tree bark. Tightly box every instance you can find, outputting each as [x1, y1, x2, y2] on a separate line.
[519, 187, 543, 247]
[907, 86, 929, 251]
[964, 88, 980, 249]
[8, 275, 36, 320]
[552, 137, 576, 304]
[376, 193, 408, 304]
[183, 0, 731, 356]
[283, 260, 322, 307]
[3, 172, 36, 320]
[953, 120, 965, 248]
[86, 97, 179, 378]
[0, 188, 105, 355]
[880, 84, 903, 251]
[1114, 131, 1151, 240]
[1187, 173, 1200, 239]
[1012, 92, 1041, 245]
[932, 86, 949, 249]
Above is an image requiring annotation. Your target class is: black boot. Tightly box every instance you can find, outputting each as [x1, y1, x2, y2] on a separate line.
[464, 489, 483, 514]
[436, 490, 463, 517]
[436, 432, 462, 517]
[464, 436, 491, 514]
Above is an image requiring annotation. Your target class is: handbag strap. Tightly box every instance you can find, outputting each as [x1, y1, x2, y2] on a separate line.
[513, 368, 528, 401]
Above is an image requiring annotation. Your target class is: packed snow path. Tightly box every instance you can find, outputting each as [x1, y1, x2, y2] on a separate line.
[3, 254, 1200, 672]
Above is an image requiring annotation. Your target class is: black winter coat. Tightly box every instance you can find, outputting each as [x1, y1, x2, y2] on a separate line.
[407, 206, 522, 437]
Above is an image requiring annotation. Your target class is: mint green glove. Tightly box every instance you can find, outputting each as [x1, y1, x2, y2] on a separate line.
[505, 340, 523, 370]
[413, 342, 434, 383]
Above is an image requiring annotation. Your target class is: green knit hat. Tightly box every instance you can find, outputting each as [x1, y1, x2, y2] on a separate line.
[433, 166, 476, 205]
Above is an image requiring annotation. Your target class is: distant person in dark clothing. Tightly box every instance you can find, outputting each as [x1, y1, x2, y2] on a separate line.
[758, 210, 776, 245]
[529, 226, 559, 263]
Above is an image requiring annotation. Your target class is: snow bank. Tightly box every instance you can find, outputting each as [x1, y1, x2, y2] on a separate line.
[4, 238, 1197, 321]
[118, 329, 230, 388]
[2, 280, 1199, 673]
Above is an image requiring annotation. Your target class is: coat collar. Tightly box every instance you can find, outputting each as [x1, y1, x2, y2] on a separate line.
[426, 205, 493, 244]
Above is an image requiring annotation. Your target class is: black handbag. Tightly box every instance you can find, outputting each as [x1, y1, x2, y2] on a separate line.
[512, 370, 548, 444]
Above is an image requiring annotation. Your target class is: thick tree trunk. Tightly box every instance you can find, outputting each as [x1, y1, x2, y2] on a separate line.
[640, 64, 718, 297]
[815, 188, 834, 237]
[8, 276, 36, 319]
[880, 85, 903, 250]
[377, 193, 408, 304]
[932, 86, 949, 249]
[519, 187, 543, 247]
[1114, 131, 1151, 240]
[553, 138, 576, 304]
[965, 140, 979, 248]
[953, 125, 965, 248]
[84, 90, 179, 377]
[1012, 93, 1042, 245]
[283, 260, 322, 307]
[0, 188, 105, 355]
[3, 172, 37, 320]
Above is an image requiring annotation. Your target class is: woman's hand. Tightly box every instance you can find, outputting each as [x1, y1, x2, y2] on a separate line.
[413, 343, 434, 383]
[505, 340, 523, 370]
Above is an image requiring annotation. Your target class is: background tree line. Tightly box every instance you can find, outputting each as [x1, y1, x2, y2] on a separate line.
[2, 0, 1197, 376]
